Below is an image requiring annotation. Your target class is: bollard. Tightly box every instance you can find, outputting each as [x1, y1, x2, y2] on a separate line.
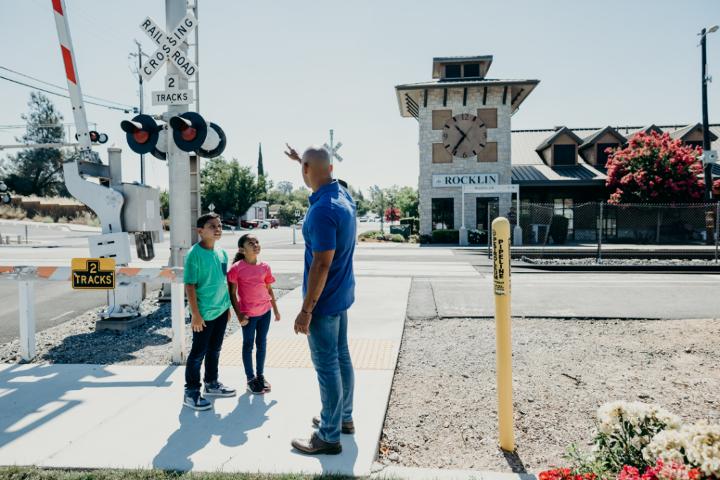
[171, 282, 186, 364]
[18, 281, 36, 361]
[492, 216, 515, 452]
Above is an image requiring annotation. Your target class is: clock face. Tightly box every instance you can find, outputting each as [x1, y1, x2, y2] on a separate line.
[442, 113, 487, 158]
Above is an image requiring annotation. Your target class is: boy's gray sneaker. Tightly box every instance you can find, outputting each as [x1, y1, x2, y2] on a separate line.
[183, 390, 211, 411]
[204, 381, 236, 397]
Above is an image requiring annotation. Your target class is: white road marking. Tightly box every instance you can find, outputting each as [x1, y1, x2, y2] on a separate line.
[49, 310, 75, 322]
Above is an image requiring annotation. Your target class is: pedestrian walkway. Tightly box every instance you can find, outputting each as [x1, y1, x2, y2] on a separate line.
[0, 276, 410, 476]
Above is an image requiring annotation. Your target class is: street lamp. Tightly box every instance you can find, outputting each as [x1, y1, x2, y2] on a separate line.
[699, 25, 718, 201]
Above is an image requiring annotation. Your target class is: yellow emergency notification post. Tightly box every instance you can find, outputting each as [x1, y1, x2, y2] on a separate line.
[71, 258, 116, 290]
[492, 217, 515, 452]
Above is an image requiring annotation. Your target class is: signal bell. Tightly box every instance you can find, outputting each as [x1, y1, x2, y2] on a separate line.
[120, 114, 160, 155]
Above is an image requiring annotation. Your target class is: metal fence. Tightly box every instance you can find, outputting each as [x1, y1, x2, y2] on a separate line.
[507, 201, 720, 259]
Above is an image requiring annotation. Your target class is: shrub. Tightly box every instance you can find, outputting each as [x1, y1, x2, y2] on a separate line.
[419, 234, 432, 244]
[359, 230, 381, 240]
[549, 215, 569, 244]
[431, 229, 459, 244]
[408, 234, 419, 243]
[390, 234, 405, 243]
[468, 228, 488, 245]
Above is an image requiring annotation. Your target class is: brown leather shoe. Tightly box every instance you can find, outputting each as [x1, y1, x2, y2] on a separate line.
[312, 416, 355, 434]
[291, 432, 342, 455]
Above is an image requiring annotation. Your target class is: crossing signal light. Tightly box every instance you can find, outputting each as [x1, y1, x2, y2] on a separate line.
[120, 114, 161, 155]
[169, 112, 207, 152]
[151, 127, 168, 161]
[169, 112, 226, 158]
[75, 130, 108, 144]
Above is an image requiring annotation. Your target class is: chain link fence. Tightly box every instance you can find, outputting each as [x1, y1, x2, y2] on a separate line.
[513, 201, 720, 260]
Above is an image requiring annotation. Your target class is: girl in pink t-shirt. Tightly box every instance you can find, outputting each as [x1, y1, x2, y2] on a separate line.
[227, 234, 280, 395]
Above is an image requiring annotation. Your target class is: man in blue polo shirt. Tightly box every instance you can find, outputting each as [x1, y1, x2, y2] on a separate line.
[284, 144, 356, 455]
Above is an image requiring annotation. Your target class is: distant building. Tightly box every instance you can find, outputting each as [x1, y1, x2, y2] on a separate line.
[242, 201, 269, 221]
[396, 55, 720, 242]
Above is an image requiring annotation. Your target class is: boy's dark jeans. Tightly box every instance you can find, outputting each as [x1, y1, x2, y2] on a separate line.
[184, 309, 229, 391]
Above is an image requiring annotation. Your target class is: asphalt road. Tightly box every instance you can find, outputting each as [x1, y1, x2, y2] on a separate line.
[1, 220, 719, 346]
[0, 282, 107, 345]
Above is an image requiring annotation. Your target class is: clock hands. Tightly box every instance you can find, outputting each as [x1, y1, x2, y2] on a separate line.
[452, 125, 468, 155]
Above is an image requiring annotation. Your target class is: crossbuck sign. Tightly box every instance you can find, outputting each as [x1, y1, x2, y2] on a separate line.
[139, 13, 198, 81]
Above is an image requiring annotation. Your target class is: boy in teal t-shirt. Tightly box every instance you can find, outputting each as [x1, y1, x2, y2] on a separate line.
[183, 213, 238, 411]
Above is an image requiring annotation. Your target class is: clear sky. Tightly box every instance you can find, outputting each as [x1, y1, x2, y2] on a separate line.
[1, 0, 719, 194]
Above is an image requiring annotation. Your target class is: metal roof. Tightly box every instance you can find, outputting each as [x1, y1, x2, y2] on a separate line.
[510, 124, 720, 185]
[668, 123, 719, 142]
[579, 126, 627, 149]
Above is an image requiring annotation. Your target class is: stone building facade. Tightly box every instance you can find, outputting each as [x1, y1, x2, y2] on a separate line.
[395, 56, 538, 239]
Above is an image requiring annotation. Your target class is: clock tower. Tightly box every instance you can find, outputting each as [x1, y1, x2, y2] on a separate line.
[395, 56, 538, 244]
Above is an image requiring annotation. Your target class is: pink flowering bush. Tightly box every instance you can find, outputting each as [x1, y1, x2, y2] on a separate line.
[605, 131, 718, 204]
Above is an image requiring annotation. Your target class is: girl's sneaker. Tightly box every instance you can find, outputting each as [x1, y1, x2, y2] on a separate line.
[257, 374, 271, 392]
[247, 377, 266, 395]
[204, 381, 236, 397]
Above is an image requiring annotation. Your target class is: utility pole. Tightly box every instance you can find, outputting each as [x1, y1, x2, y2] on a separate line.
[166, 0, 193, 270]
[132, 40, 146, 184]
[701, 27, 714, 201]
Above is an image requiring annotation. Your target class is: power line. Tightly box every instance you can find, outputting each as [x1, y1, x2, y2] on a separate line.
[0, 74, 135, 113]
[0, 66, 134, 109]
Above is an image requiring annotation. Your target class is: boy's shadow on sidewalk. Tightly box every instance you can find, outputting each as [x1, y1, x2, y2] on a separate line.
[152, 393, 277, 472]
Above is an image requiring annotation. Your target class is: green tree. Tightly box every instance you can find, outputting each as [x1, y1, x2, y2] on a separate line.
[276, 181, 293, 195]
[201, 157, 263, 220]
[396, 186, 419, 218]
[277, 201, 306, 226]
[2, 92, 69, 196]
[159, 190, 169, 218]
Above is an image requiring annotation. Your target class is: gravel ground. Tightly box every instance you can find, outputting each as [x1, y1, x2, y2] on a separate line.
[379, 317, 720, 473]
[0, 289, 290, 365]
[522, 257, 719, 266]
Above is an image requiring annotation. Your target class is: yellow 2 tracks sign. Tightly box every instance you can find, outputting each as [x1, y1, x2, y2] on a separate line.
[71, 258, 116, 290]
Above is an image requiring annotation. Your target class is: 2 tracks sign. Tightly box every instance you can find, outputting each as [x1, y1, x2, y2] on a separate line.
[71, 258, 116, 290]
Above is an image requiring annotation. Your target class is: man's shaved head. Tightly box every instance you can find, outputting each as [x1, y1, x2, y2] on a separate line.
[300, 146, 333, 190]
[301, 146, 331, 165]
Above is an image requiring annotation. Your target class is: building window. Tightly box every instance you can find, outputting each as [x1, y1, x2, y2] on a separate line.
[553, 145, 576, 165]
[597, 143, 618, 167]
[554, 198, 574, 235]
[445, 64, 461, 79]
[463, 63, 480, 78]
[432, 198, 454, 230]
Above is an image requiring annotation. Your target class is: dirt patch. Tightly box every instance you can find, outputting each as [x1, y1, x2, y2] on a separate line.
[380, 317, 720, 473]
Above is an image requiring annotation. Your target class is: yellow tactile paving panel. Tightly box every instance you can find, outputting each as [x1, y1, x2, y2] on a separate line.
[220, 335, 397, 370]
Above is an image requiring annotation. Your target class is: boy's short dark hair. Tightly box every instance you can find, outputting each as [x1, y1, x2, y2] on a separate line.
[196, 212, 221, 228]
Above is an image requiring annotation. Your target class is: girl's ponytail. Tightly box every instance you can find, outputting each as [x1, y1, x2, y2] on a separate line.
[233, 250, 244, 263]
[234, 233, 251, 263]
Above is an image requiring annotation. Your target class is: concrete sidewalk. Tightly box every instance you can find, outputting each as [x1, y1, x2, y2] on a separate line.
[0, 276, 411, 476]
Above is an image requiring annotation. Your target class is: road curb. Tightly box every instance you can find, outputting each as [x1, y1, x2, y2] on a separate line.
[515, 263, 720, 273]
[372, 464, 536, 480]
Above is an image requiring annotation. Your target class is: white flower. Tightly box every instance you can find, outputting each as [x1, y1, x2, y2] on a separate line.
[683, 421, 720, 477]
[644, 429, 687, 464]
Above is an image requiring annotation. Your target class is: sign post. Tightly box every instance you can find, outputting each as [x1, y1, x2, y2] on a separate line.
[323, 129, 344, 163]
[492, 217, 515, 452]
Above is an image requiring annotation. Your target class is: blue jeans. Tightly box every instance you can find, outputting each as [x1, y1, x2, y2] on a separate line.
[241, 310, 272, 381]
[307, 310, 354, 443]
[184, 309, 229, 391]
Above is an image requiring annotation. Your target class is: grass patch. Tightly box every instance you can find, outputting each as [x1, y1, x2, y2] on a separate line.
[0, 466, 360, 480]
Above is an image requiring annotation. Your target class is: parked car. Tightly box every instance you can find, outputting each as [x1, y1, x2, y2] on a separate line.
[240, 219, 259, 229]
[358, 216, 369, 222]
[258, 219, 279, 229]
